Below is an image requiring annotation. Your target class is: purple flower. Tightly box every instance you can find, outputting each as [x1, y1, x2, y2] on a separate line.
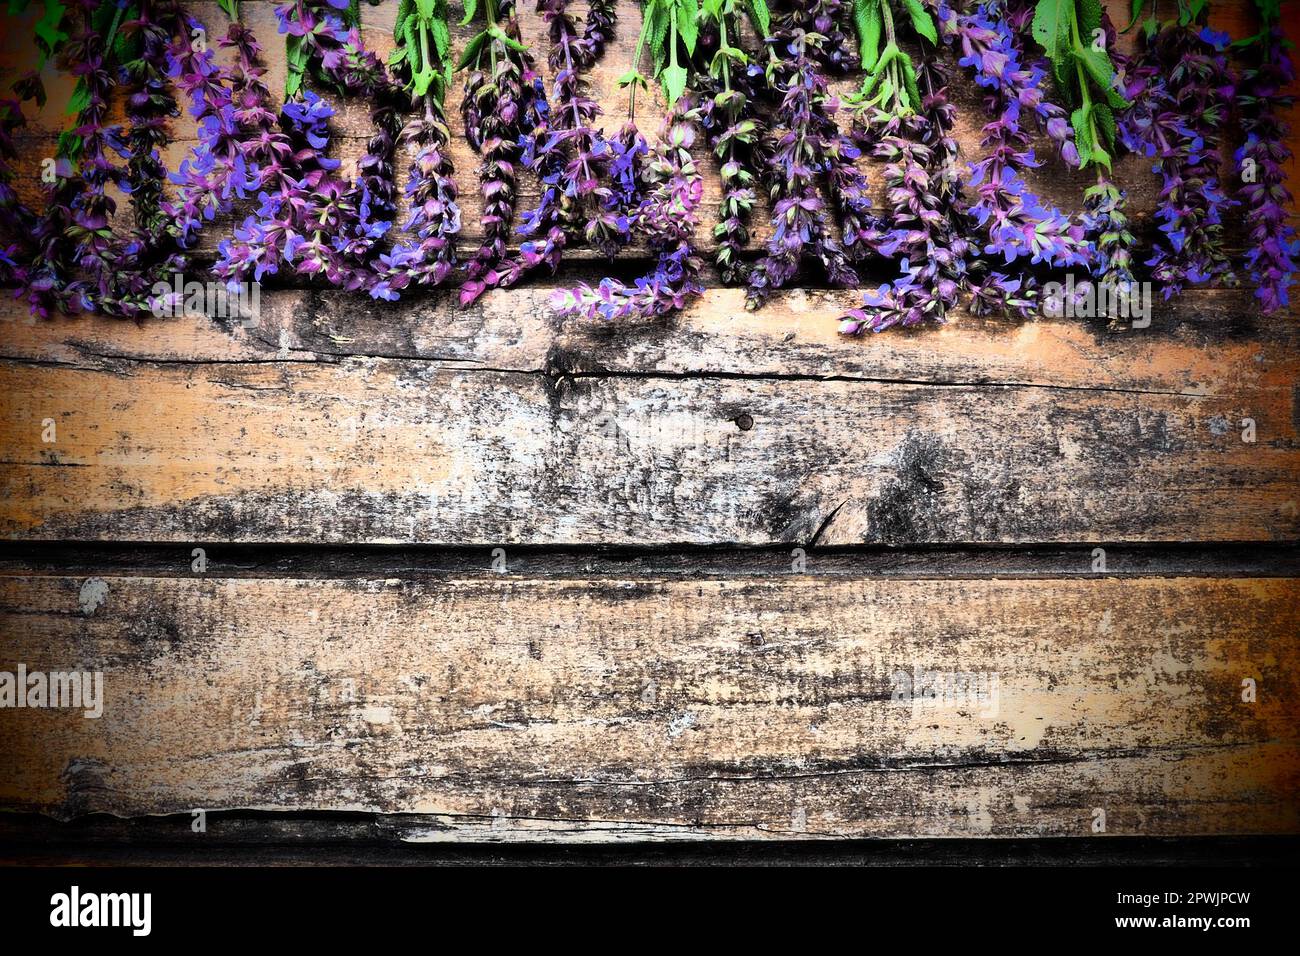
[1122, 16, 1237, 296]
[552, 97, 704, 321]
[1235, 24, 1297, 313]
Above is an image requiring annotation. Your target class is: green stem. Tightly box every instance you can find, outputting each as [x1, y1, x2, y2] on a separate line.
[880, 0, 905, 114]
[1069, 3, 1101, 166]
[628, 4, 651, 120]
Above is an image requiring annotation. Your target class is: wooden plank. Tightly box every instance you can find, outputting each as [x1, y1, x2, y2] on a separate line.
[1, 574, 1296, 836]
[2, 1, 1290, 258]
[3, 285, 1297, 394]
[1, 339, 1297, 543]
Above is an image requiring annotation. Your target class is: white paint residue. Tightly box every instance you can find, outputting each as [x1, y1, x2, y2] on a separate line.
[78, 578, 109, 616]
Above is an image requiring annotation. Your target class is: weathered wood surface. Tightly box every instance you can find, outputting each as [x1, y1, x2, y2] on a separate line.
[1, 0, 1293, 260]
[2, 286, 1297, 545]
[1, 0, 1297, 850]
[1, 573, 1296, 835]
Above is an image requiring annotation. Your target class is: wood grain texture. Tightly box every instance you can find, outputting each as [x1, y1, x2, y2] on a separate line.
[1, 573, 1296, 836]
[1, 0, 1294, 260]
[2, 286, 1297, 545]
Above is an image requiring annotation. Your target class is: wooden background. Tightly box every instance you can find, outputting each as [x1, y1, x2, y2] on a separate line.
[1, 0, 1298, 860]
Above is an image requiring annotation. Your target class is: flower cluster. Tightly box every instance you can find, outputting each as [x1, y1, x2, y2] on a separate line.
[938, 0, 1077, 166]
[0, 75, 44, 293]
[551, 97, 704, 320]
[59, 5, 129, 313]
[1122, 21, 1237, 296]
[499, 0, 625, 292]
[1235, 23, 1298, 313]
[844, 53, 983, 333]
[746, 5, 859, 309]
[459, 0, 540, 303]
[6, 0, 1298, 331]
[938, 0, 1088, 269]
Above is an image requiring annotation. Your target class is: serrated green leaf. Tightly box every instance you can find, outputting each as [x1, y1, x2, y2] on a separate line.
[1077, 0, 1102, 35]
[431, 17, 450, 59]
[402, 18, 419, 70]
[456, 30, 489, 70]
[1075, 45, 1129, 108]
[1032, 0, 1073, 89]
[854, 0, 882, 71]
[678, 0, 699, 54]
[459, 0, 478, 27]
[648, 1, 671, 71]
[661, 63, 688, 105]
[902, 0, 937, 45]
[1070, 104, 1093, 166]
[745, 0, 770, 38]
[1091, 99, 1116, 150]
[414, 0, 434, 19]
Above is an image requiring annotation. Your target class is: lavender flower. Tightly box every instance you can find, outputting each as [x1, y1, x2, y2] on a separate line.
[747, 3, 859, 309]
[552, 98, 704, 320]
[936, 0, 1088, 269]
[1235, 22, 1298, 313]
[937, 0, 1077, 166]
[459, 0, 539, 304]
[1122, 20, 1237, 297]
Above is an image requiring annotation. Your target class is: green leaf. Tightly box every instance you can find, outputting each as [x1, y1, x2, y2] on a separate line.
[647, 1, 671, 70]
[678, 0, 699, 54]
[459, 0, 478, 27]
[403, 18, 419, 71]
[1075, 45, 1129, 108]
[661, 62, 689, 105]
[898, 49, 923, 111]
[902, 0, 937, 45]
[285, 33, 309, 97]
[56, 129, 81, 163]
[858, 42, 897, 99]
[1122, 0, 1145, 31]
[216, 0, 239, 19]
[1032, 0, 1073, 88]
[745, 0, 770, 38]
[34, 1, 69, 61]
[431, 17, 450, 59]
[456, 29, 489, 70]
[66, 79, 89, 116]
[854, 0, 882, 70]
[1091, 99, 1117, 150]
[1070, 104, 1093, 166]
[616, 69, 648, 88]
[1077, 0, 1102, 36]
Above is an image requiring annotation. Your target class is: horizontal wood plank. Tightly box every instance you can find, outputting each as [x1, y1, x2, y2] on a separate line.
[1, 332, 1297, 543]
[1, 573, 1296, 836]
[3, 285, 1297, 391]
